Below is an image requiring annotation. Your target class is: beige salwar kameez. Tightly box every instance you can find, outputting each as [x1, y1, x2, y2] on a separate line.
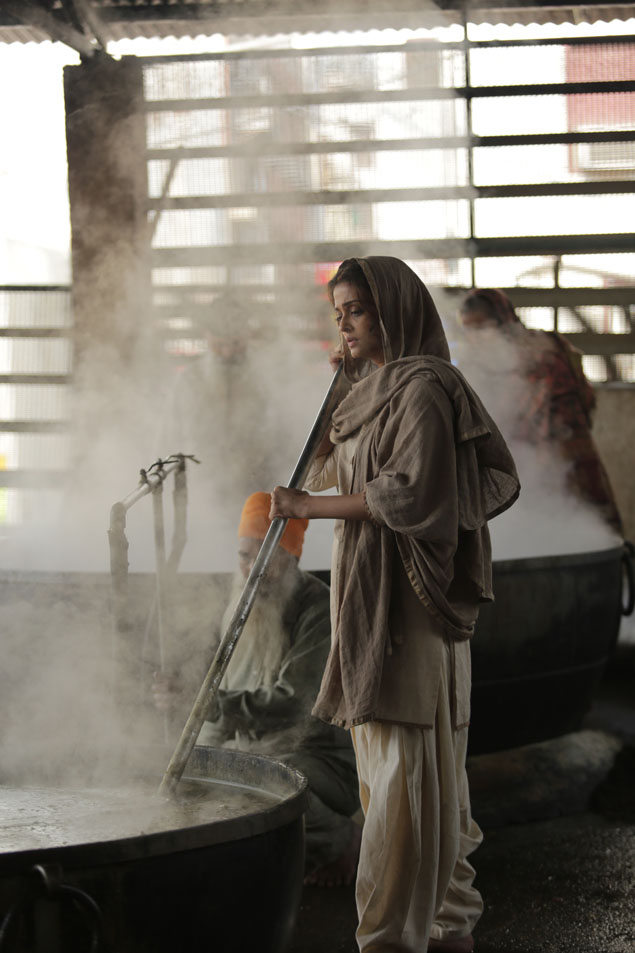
[307, 436, 483, 952]
[304, 255, 519, 952]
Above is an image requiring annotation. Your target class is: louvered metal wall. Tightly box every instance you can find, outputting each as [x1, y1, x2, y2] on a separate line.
[1, 23, 634, 525]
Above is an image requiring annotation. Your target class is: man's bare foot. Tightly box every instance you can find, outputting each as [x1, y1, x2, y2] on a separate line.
[303, 820, 362, 887]
[428, 934, 474, 953]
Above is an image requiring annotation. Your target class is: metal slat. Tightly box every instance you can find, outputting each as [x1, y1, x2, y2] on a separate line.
[146, 138, 472, 160]
[0, 421, 70, 433]
[475, 182, 635, 198]
[138, 34, 635, 64]
[497, 288, 635, 307]
[153, 285, 635, 306]
[0, 329, 70, 338]
[0, 286, 71, 293]
[147, 180, 635, 211]
[146, 130, 635, 162]
[475, 130, 635, 147]
[468, 80, 635, 97]
[473, 235, 635, 256]
[143, 80, 635, 113]
[466, 34, 635, 49]
[150, 239, 474, 267]
[141, 39, 464, 62]
[150, 234, 635, 267]
[0, 375, 71, 385]
[144, 86, 459, 112]
[560, 332, 635, 355]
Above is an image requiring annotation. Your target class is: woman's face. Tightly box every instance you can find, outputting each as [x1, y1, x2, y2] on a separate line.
[333, 281, 384, 367]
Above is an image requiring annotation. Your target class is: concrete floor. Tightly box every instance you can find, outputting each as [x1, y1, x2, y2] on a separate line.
[288, 637, 635, 953]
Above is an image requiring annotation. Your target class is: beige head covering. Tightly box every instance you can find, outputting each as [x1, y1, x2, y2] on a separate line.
[339, 256, 450, 381]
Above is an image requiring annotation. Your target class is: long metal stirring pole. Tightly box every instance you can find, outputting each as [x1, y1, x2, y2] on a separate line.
[158, 364, 343, 797]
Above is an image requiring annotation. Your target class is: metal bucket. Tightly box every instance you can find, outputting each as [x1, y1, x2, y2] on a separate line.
[0, 746, 307, 953]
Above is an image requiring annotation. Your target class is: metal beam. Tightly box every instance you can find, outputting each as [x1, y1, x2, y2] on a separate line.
[154, 285, 635, 306]
[2, 0, 97, 56]
[150, 233, 635, 267]
[0, 375, 71, 385]
[0, 285, 71, 293]
[144, 80, 635, 113]
[497, 288, 635, 308]
[147, 129, 635, 163]
[147, 180, 635, 212]
[66, 0, 109, 51]
[0, 421, 70, 433]
[146, 138, 473, 160]
[0, 329, 70, 338]
[129, 33, 635, 63]
[562, 332, 635, 355]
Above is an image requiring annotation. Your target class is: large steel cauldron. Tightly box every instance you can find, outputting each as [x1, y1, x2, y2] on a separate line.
[311, 543, 633, 755]
[468, 542, 634, 755]
[0, 746, 307, 953]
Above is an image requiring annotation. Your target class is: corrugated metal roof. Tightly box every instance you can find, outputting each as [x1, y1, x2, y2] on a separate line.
[1, 0, 633, 49]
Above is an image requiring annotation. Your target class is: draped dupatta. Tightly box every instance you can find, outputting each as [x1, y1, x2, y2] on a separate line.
[312, 257, 520, 728]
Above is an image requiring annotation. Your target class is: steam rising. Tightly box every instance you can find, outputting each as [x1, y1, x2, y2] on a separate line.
[0, 18, 624, 805]
[0, 291, 338, 789]
[445, 315, 621, 559]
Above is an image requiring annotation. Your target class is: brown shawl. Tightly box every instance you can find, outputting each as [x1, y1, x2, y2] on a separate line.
[312, 257, 520, 728]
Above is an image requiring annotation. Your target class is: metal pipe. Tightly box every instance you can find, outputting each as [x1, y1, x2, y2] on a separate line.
[108, 454, 193, 741]
[152, 481, 167, 673]
[158, 364, 344, 797]
[152, 480, 170, 744]
[117, 456, 184, 514]
[168, 461, 189, 574]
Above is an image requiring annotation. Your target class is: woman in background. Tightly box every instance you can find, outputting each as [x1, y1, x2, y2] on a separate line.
[270, 257, 519, 953]
[460, 288, 622, 534]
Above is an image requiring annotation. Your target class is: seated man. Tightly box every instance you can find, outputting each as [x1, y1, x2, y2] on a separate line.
[154, 492, 361, 886]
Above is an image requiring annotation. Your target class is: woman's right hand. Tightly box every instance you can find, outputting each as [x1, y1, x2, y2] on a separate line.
[270, 486, 311, 520]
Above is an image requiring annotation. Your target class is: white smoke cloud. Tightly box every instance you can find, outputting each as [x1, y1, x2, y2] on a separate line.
[445, 315, 622, 560]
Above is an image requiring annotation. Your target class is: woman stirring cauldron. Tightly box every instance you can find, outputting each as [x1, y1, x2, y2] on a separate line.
[270, 257, 520, 953]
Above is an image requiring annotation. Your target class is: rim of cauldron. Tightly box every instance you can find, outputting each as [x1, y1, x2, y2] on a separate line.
[491, 542, 626, 574]
[0, 746, 308, 875]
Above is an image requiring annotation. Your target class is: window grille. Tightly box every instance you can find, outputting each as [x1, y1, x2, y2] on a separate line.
[140, 26, 635, 387]
[2, 18, 635, 523]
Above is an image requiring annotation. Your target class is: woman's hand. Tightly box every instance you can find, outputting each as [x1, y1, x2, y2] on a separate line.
[270, 486, 310, 520]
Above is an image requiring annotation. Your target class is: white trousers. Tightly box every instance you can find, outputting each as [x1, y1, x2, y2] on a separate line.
[351, 666, 483, 952]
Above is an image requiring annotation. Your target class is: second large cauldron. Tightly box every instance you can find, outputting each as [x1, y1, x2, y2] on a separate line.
[468, 542, 633, 754]
[312, 542, 632, 755]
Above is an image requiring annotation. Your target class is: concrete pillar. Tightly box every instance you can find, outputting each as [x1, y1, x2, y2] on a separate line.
[63, 54, 153, 451]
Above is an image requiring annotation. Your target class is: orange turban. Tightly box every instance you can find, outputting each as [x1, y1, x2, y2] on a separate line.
[238, 492, 308, 559]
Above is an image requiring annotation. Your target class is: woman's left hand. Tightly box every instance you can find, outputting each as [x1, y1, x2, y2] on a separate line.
[270, 486, 310, 519]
